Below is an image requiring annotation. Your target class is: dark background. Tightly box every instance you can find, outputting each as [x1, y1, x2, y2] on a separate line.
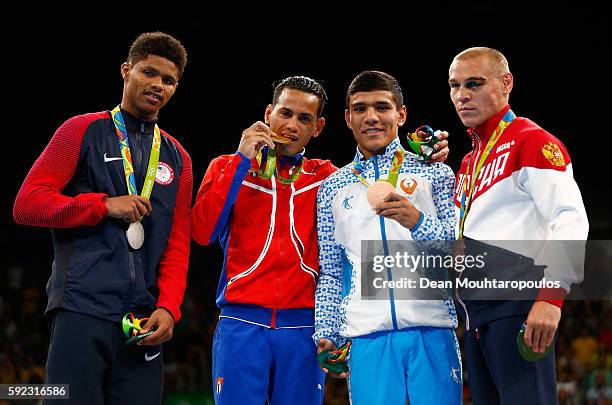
[4, 7, 610, 246]
[2, 6, 610, 404]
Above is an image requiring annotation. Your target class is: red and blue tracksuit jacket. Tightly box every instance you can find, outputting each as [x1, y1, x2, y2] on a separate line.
[192, 151, 336, 327]
[13, 108, 192, 322]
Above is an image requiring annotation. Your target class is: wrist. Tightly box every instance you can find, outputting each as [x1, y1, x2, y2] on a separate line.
[236, 150, 251, 161]
[101, 195, 109, 217]
[410, 211, 424, 231]
[536, 287, 567, 309]
[156, 305, 176, 323]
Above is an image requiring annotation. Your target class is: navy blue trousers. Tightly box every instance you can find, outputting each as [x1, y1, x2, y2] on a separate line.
[464, 315, 557, 405]
[44, 310, 163, 404]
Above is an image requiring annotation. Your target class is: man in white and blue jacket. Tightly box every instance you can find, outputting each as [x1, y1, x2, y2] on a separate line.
[314, 71, 461, 405]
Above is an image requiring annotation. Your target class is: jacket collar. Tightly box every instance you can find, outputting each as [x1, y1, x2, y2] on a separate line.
[471, 105, 511, 143]
[119, 107, 158, 135]
[279, 148, 305, 168]
[354, 136, 401, 163]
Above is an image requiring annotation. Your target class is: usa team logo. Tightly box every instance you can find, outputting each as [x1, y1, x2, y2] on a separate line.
[155, 162, 175, 185]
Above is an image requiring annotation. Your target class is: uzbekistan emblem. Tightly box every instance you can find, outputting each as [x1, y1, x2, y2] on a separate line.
[542, 142, 565, 167]
[400, 178, 418, 195]
[215, 377, 224, 395]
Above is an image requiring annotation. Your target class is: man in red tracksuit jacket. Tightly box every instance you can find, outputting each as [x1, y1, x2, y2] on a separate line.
[192, 76, 332, 405]
[13, 32, 192, 404]
[449, 47, 588, 405]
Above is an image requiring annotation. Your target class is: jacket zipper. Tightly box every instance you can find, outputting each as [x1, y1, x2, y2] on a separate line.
[123, 124, 143, 314]
[456, 131, 482, 331]
[123, 251, 137, 315]
[272, 177, 283, 329]
[374, 156, 398, 330]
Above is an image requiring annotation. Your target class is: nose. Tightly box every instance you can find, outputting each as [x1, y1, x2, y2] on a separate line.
[364, 107, 379, 124]
[286, 115, 299, 132]
[150, 76, 163, 91]
[455, 86, 470, 103]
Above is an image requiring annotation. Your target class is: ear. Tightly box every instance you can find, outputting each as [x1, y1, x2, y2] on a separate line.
[264, 104, 273, 125]
[397, 105, 407, 127]
[120, 62, 130, 80]
[344, 109, 352, 129]
[312, 117, 326, 138]
[501, 72, 513, 95]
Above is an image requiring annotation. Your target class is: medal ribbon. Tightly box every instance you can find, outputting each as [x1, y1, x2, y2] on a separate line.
[110, 106, 161, 220]
[256, 146, 304, 184]
[351, 145, 405, 188]
[458, 109, 515, 238]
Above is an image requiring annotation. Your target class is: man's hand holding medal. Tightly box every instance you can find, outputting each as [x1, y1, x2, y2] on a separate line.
[237, 121, 291, 160]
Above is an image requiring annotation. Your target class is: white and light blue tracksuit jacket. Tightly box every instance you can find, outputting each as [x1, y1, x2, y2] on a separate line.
[314, 138, 458, 346]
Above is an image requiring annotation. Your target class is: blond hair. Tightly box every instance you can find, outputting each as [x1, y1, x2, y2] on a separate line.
[453, 47, 510, 75]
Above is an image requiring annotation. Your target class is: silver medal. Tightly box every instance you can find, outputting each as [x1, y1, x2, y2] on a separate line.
[126, 222, 145, 249]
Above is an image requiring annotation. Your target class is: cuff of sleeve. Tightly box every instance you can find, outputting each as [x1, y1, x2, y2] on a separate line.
[410, 211, 425, 232]
[313, 330, 345, 348]
[315, 336, 345, 349]
[236, 151, 252, 164]
[99, 194, 109, 217]
[157, 303, 180, 323]
[536, 287, 567, 309]
[235, 152, 254, 175]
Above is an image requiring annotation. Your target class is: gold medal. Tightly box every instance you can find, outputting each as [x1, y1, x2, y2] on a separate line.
[126, 222, 145, 250]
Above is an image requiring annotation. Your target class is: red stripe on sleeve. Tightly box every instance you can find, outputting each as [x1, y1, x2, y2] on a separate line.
[13, 113, 109, 228]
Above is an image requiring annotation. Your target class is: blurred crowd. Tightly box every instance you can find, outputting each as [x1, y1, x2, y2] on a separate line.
[2, 261, 610, 404]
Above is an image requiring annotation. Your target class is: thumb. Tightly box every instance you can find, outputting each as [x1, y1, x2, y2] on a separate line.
[317, 339, 335, 353]
[385, 191, 405, 202]
[140, 317, 157, 334]
[523, 323, 533, 348]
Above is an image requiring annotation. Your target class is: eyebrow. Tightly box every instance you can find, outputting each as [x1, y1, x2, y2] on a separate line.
[141, 65, 178, 81]
[280, 107, 314, 119]
[351, 100, 393, 107]
[449, 76, 487, 84]
[141, 65, 158, 73]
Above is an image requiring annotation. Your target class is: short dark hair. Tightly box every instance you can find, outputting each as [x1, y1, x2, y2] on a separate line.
[128, 32, 188, 78]
[272, 76, 328, 117]
[346, 71, 403, 110]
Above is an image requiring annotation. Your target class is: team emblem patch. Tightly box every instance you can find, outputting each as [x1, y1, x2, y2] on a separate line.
[400, 178, 418, 195]
[155, 162, 175, 185]
[215, 377, 224, 395]
[542, 142, 565, 167]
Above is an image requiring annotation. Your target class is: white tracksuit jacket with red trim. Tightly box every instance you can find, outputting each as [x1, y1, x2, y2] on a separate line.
[453, 105, 589, 329]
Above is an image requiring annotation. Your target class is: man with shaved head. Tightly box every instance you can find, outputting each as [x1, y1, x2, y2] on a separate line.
[449, 47, 588, 404]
